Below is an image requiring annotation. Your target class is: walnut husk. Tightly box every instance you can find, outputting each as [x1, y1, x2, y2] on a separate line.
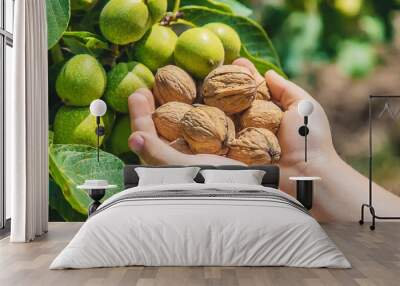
[153, 101, 193, 141]
[202, 65, 257, 114]
[181, 105, 235, 155]
[228, 127, 281, 165]
[153, 65, 197, 105]
[240, 100, 283, 133]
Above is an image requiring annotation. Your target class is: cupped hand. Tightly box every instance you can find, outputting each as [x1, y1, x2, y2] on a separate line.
[127, 58, 336, 190]
[232, 59, 336, 194]
[127, 88, 245, 166]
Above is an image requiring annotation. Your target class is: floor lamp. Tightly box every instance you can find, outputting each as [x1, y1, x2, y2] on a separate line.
[89, 99, 107, 162]
[297, 100, 314, 162]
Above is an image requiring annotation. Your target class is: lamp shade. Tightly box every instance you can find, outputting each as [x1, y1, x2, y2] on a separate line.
[90, 99, 107, 117]
[297, 100, 314, 117]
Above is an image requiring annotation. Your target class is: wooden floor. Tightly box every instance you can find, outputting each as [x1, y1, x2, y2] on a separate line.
[0, 222, 400, 286]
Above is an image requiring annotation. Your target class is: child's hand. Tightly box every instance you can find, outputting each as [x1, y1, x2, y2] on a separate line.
[128, 58, 336, 174]
[127, 58, 400, 221]
[233, 59, 337, 197]
[127, 88, 244, 166]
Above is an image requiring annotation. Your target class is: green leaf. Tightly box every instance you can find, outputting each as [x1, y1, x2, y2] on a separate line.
[274, 12, 322, 76]
[215, 0, 252, 17]
[49, 178, 86, 221]
[49, 144, 125, 215]
[180, 6, 283, 75]
[49, 131, 54, 145]
[359, 16, 385, 43]
[63, 31, 106, 42]
[337, 40, 377, 78]
[63, 37, 94, 55]
[47, 0, 71, 49]
[62, 31, 109, 56]
[240, 46, 286, 77]
[181, 0, 232, 13]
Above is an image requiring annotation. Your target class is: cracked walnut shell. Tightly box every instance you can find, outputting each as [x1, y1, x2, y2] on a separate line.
[181, 105, 235, 155]
[153, 102, 193, 141]
[202, 65, 257, 114]
[228, 127, 281, 165]
[240, 100, 283, 133]
[153, 65, 197, 105]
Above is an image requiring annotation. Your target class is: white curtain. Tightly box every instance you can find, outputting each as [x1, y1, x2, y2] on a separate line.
[8, 0, 49, 242]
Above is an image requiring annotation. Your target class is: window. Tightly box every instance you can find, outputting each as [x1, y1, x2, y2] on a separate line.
[1, 0, 14, 231]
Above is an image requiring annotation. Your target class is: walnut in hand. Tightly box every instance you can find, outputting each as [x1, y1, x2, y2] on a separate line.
[228, 127, 281, 165]
[202, 65, 257, 114]
[240, 100, 283, 133]
[153, 65, 197, 105]
[181, 105, 235, 155]
[153, 101, 193, 141]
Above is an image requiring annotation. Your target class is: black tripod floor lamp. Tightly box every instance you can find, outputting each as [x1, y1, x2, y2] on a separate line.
[359, 95, 400, 230]
[297, 100, 314, 162]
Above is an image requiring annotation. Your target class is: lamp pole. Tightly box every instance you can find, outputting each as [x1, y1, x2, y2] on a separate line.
[90, 100, 107, 163]
[304, 116, 308, 162]
[297, 100, 313, 163]
[96, 116, 100, 162]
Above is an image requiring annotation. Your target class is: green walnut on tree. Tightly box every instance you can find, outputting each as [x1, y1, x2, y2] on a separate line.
[204, 23, 241, 64]
[106, 115, 140, 163]
[71, 0, 98, 11]
[104, 61, 155, 113]
[56, 54, 106, 106]
[174, 27, 225, 79]
[107, 115, 131, 156]
[134, 24, 178, 72]
[99, 0, 167, 45]
[53, 106, 115, 147]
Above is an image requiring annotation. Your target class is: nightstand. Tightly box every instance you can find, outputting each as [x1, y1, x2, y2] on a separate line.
[289, 177, 321, 210]
[78, 180, 117, 216]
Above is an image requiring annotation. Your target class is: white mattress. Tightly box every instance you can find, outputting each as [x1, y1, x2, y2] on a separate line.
[50, 183, 350, 269]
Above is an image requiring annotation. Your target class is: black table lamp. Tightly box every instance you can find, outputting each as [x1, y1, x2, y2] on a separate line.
[297, 100, 314, 162]
[90, 99, 107, 162]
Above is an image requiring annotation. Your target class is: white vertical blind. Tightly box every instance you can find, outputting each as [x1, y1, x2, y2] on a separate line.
[8, 0, 48, 242]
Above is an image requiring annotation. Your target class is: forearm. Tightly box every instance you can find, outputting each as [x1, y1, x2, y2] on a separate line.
[304, 153, 400, 221]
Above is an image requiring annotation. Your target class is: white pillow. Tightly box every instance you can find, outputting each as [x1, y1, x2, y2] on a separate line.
[135, 167, 200, 186]
[200, 169, 266, 185]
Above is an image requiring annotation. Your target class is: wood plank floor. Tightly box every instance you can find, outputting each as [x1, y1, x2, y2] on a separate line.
[1, 222, 399, 286]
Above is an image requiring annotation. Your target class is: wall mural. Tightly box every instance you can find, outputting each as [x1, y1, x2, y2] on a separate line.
[48, 0, 400, 221]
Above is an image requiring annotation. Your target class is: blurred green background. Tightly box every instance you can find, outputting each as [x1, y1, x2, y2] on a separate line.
[249, 0, 400, 195]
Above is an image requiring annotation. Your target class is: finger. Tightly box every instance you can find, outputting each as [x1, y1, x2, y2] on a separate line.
[232, 57, 264, 83]
[265, 70, 313, 111]
[129, 131, 245, 166]
[128, 91, 157, 135]
[136, 88, 155, 112]
[129, 132, 183, 165]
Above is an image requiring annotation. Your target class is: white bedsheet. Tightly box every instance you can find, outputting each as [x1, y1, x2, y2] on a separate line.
[50, 183, 350, 269]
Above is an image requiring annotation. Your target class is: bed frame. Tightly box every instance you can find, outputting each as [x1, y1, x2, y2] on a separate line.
[124, 165, 280, 189]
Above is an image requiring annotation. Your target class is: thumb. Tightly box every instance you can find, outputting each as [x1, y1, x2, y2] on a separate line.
[128, 131, 246, 166]
[128, 131, 188, 166]
[265, 70, 314, 111]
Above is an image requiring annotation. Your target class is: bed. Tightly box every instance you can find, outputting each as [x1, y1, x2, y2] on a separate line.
[50, 165, 350, 269]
